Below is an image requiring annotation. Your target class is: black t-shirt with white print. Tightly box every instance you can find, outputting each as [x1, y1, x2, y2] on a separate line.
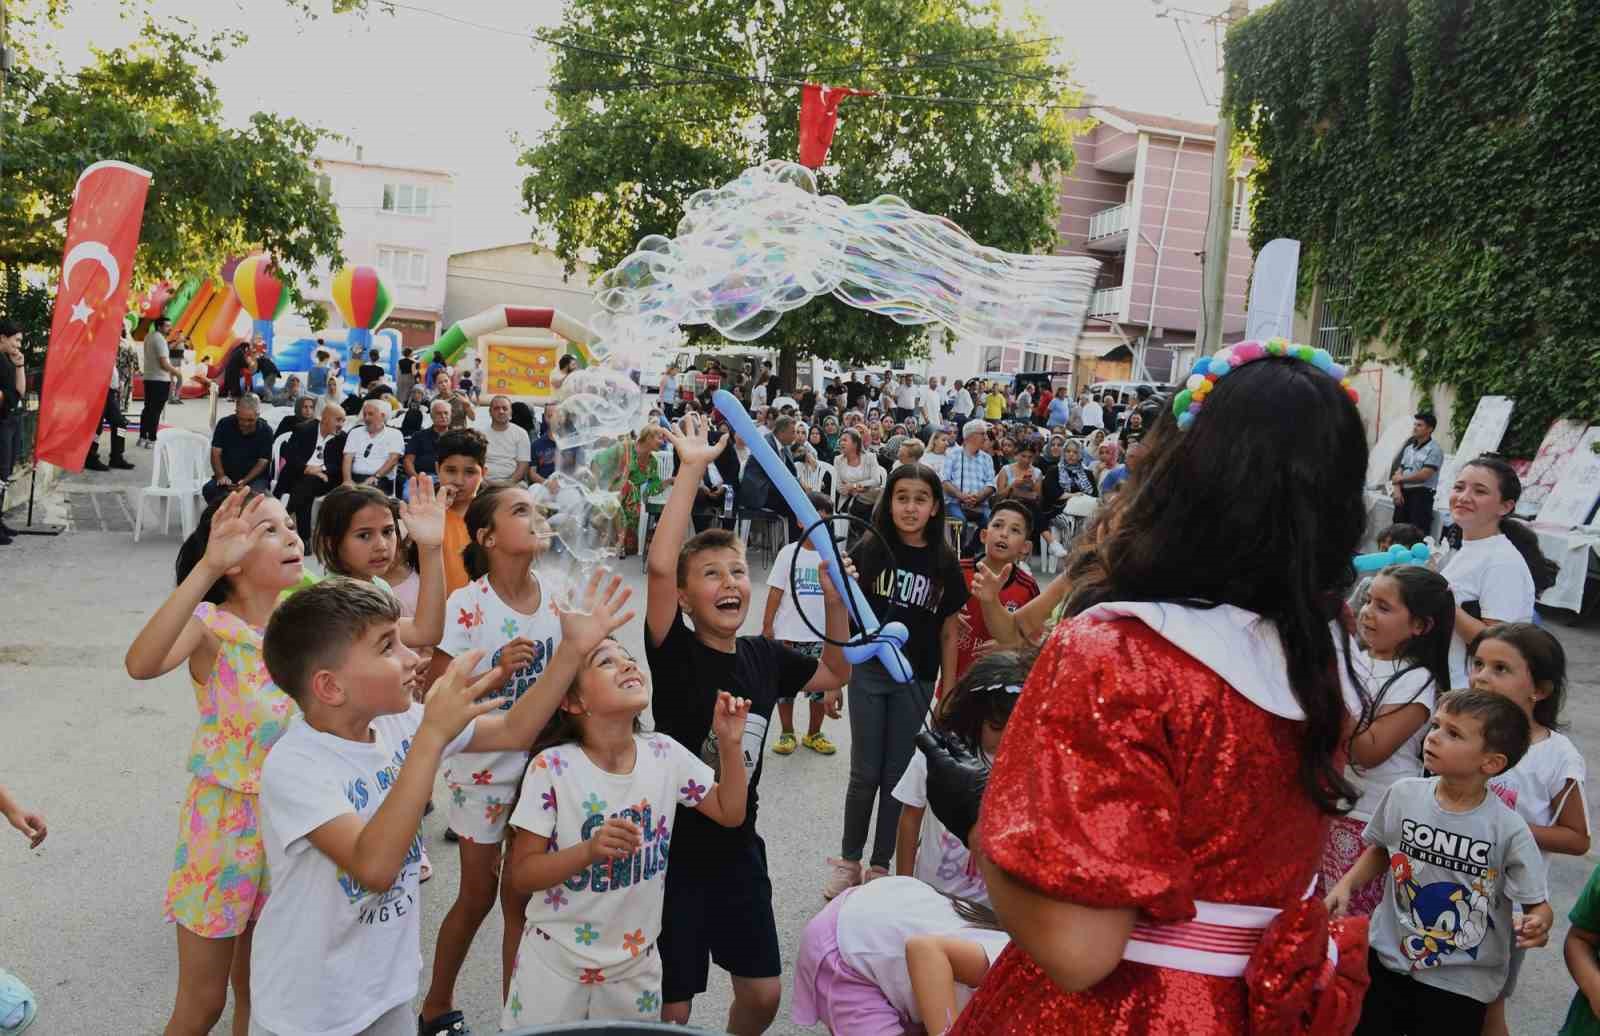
[850, 539, 969, 682]
[646, 608, 816, 856]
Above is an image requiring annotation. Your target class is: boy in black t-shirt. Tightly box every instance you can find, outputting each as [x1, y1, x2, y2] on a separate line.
[646, 413, 853, 1033]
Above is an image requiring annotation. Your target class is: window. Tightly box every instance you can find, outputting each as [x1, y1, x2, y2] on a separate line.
[377, 247, 428, 288]
[380, 181, 431, 216]
[1231, 177, 1252, 232]
[315, 173, 333, 201]
[1315, 252, 1357, 364]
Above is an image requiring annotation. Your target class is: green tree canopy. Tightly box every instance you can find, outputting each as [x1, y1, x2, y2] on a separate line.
[519, 0, 1084, 375]
[1, 8, 344, 317]
[1226, 0, 1600, 453]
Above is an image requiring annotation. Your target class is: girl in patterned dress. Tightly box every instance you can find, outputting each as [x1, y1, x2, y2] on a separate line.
[125, 490, 305, 1036]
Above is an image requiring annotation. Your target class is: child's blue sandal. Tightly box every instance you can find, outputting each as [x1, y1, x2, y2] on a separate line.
[0, 969, 36, 1035]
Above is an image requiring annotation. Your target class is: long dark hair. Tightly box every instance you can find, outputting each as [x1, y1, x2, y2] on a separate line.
[858, 462, 956, 569]
[176, 488, 269, 604]
[463, 481, 521, 581]
[1351, 566, 1454, 752]
[1469, 622, 1568, 730]
[313, 483, 394, 575]
[1064, 357, 1367, 814]
[1459, 456, 1558, 594]
[933, 648, 1036, 755]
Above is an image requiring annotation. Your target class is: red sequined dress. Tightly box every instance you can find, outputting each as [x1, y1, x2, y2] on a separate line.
[951, 610, 1369, 1036]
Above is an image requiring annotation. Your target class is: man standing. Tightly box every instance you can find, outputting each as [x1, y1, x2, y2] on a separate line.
[203, 393, 275, 502]
[0, 321, 28, 542]
[893, 373, 916, 423]
[916, 375, 942, 429]
[1046, 386, 1072, 430]
[941, 419, 996, 550]
[951, 378, 974, 423]
[1390, 412, 1445, 530]
[483, 394, 532, 482]
[84, 344, 134, 472]
[139, 317, 180, 447]
[1078, 391, 1102, 432]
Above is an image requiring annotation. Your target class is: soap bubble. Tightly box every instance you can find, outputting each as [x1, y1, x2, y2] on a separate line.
[545, 365, 642, 450]
[530, 448, 625, 615]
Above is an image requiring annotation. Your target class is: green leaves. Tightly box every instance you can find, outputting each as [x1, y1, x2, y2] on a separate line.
[1227, 0, 1600, 454]
[519, 0, 1083, 367]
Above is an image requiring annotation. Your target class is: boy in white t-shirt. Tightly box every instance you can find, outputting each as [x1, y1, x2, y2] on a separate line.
[252, 575, 630, 1036]
[763, 491, 844, 758]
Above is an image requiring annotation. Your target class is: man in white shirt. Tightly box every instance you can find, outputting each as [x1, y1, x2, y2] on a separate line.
[342, 399, 405, 494]
[894, 374, 918, 423]
[1078, 392, 1103, 431]
[482, 394, 531, 482]
[916, 376, 942, 428]
[951, 380, 974, 422]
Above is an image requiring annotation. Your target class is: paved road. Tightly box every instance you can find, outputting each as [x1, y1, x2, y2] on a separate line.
[3, 407, 1599, 1034]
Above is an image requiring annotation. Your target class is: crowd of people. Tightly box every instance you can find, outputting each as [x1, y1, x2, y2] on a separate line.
[4, 339, 1600, 1036]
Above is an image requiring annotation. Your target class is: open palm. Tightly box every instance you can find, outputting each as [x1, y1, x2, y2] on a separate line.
[662, 412, 728, 468]
[203, 490, 270, 572]
[557, 567, 637, 655]
[398, 476, 447, 547]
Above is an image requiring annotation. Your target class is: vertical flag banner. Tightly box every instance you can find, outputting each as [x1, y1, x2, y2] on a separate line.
[798, 84, 874, 168]
[35, 161, 153, 470]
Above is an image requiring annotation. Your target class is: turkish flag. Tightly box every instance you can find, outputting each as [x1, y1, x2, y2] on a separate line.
[798, 83, 874, 168]
[35, 161, 153, 471]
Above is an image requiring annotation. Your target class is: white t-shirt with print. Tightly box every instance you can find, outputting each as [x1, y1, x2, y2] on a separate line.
[483, 423, 532, 481]
[766, 542, 826, 644]
[510, 734, 715, 973]
[836, 876, 1010, 1027]
[1345, 652, 1438, 821]
[252, 706, 476, 1036]
[343, 424, 405, 477]
[439, 576, 563, 795]
[891, 748, 989, 902]
[1441, 534, 1536, 686]
[1490, 731, 1587, 860]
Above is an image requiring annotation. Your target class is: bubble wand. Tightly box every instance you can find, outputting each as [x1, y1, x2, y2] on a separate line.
[712, 390, 915, 683]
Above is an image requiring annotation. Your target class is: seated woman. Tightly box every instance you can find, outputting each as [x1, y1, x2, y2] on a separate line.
[274, 394, 318, 440]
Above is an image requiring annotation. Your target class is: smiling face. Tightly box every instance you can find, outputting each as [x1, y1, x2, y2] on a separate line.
[677, 545, 751, 641]
[1468, 638, 1544, 718]
[1358, 574, 1428, 658]
[1448, 463, 1512, 537]
[571, 639, 651, 720]
[234, 496, 305, 591]
[337, 503, 399, 578]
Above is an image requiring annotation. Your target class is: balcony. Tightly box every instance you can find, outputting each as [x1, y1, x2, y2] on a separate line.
[1086, 203, 1130, 251]
[1088, 286, 1125, 319]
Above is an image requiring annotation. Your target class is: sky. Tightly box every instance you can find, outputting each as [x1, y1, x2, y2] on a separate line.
[44, 0, 1269, 254]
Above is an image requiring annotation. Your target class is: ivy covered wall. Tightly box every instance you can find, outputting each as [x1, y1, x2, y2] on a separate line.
[1226, 0, 1600, 454]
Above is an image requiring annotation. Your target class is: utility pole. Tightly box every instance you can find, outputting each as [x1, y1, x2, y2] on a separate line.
[1198, 0, 1249, 356]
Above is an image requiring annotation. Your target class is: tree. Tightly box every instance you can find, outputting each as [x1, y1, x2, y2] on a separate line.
[519, 0, 1083, 386]
[1, 10, 344, 310]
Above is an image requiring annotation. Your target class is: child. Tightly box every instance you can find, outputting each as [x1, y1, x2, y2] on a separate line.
[894, 650, 1032, 903]
[952, 502, 1039, 688]
[763, 490, 843, 758]
[1321, 565, 1453, 916]
[419, 482, 561, 1034]
[793, 874, 1009, 1035]
[248, 572, 631, 1036]
[0, 782, 46, 1034]
[1347, 521, 1425, 618]
[1561, 864, 1600, 1034]
[308, 481, 446, 649]
[828, 463, 968, 900]
[645, 413, 853, 1033]
[434, 428, 488, 596]
[124, 490, 305, 1035]
[499, 645, 752, 1027]
[1469, 622, 1589, 1035]
[377, 499, 421, 615]
[1327, 690, 1551, 1033]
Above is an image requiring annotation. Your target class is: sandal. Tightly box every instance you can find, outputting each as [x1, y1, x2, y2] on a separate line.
[0, 969, 37, 1034]
[417, 1008, 470, 1035]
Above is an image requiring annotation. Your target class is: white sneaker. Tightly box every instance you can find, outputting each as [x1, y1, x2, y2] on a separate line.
[1049, 540, 1068, 558]
[822, 857, 863, 900]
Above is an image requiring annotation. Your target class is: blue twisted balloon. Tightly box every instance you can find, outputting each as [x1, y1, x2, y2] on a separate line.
[1353, 542, 1431, 574]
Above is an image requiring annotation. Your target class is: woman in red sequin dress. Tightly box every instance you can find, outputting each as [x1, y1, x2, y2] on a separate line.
[947, 354, 1374, 1035]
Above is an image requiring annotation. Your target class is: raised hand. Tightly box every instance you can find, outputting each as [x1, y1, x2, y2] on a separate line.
[5, 805, 47, 849]
[422, 648, 509, 743]
[587, 817, 643, 864]
[971, 561, 1010, 603]
[711, 691, 751, 744]
[661, 411, 728, 469]
[202, 489, 273, 574]
[398, 476, 446, 548]
[556, 567, 637, 656]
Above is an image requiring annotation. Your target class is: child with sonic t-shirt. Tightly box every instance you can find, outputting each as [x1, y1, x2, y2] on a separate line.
[1327, 690, 1552, 1034]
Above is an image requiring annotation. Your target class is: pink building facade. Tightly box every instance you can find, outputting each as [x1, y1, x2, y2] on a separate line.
[1056, 107, 1255, 385]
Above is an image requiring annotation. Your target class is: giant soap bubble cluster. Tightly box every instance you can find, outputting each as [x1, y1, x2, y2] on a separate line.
[539, 159, 1099, 609]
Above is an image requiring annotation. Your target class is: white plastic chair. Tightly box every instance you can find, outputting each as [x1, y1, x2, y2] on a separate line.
[134, 428, 211, 541]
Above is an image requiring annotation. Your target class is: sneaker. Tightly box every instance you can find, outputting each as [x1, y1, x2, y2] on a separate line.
[772, 732, 798, 756]
[822, 857, 862, 900]
[84, 456, 110, 472]
[110, 457, 135, 470]
[1049, 539, 1068, 558]
[801, 732, 837, 756]
[864, 864, 890, 884]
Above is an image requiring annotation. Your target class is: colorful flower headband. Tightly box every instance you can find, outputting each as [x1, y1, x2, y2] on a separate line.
[1172, 338, 1359, 430]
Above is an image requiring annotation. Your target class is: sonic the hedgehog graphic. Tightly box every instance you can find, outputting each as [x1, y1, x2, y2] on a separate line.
[1389, 852, 1494, 969]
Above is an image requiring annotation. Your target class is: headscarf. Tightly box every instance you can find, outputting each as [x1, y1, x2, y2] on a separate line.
[1058, 440, 1097, 496]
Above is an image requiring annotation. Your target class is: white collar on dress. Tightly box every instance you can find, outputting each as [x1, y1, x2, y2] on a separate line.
[1080, 601, 1359, 721]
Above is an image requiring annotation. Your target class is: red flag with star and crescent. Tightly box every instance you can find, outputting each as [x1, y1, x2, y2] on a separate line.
[35, 160, 153, 471]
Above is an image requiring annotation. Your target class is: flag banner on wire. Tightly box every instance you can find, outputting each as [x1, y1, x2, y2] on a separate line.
[798, 83, 875, 168]
[35, 160, 153, 471]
